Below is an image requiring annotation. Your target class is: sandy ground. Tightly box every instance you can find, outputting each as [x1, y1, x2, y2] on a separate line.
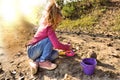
[0, 20, 120, 80]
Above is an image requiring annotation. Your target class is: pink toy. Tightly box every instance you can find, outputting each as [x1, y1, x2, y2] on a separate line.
[65, 50, 75, 57]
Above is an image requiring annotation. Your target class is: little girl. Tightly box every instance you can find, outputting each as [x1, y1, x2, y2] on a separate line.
[27, 2, 72, 74]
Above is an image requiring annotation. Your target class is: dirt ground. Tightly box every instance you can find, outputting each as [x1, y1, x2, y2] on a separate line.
[0, 20, 120, 80]
[0, 0, 120, 80]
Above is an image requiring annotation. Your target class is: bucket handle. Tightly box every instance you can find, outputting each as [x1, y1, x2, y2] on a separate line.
[80, 62, 87, 67]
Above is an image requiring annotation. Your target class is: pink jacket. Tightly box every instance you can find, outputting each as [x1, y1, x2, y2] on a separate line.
[28, 25, 70, 51]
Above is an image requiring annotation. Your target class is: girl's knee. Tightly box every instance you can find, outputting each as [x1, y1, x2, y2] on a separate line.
[27, 53, 36, 60]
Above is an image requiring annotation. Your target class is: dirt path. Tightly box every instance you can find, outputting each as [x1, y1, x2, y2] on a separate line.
[0, 28, 120, 80]
[93, 0, 120, 36]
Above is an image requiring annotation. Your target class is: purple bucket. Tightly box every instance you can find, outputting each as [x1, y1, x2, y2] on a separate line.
[80, 58, 97, 75]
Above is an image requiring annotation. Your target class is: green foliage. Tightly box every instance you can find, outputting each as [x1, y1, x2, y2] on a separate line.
[58, 9, 103, 31]
[61, 0, 110, 19]
[62, 2, 76, 18]
[56, 0, 64, 8]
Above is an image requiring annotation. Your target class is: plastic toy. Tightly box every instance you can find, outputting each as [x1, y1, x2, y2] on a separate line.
[65, 50, 75, 57]
[59, 50, 75, 57]
[59, 51, 66, 55]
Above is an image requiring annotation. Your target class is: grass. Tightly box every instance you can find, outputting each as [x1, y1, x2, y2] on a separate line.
[58, 9, 103, 32]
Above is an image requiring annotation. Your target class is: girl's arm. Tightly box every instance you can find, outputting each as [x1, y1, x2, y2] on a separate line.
[47, 27, 70, 51]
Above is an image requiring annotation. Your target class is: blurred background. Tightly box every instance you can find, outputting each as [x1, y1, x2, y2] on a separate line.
[0, 0, 50, 53]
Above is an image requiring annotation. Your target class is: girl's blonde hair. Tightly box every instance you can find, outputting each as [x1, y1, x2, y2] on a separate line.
[44, 2, 62, 29]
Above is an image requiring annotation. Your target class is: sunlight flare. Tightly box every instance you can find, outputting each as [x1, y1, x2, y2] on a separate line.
[0, 0, 18, 22]
[0, 0, 50, 25]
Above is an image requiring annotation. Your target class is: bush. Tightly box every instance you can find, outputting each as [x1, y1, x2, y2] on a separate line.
[62, 2, 76, 18]
[61, 0, 111, 19]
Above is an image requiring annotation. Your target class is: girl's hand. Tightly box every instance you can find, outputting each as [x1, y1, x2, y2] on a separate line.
[65, 50, 75, 57]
